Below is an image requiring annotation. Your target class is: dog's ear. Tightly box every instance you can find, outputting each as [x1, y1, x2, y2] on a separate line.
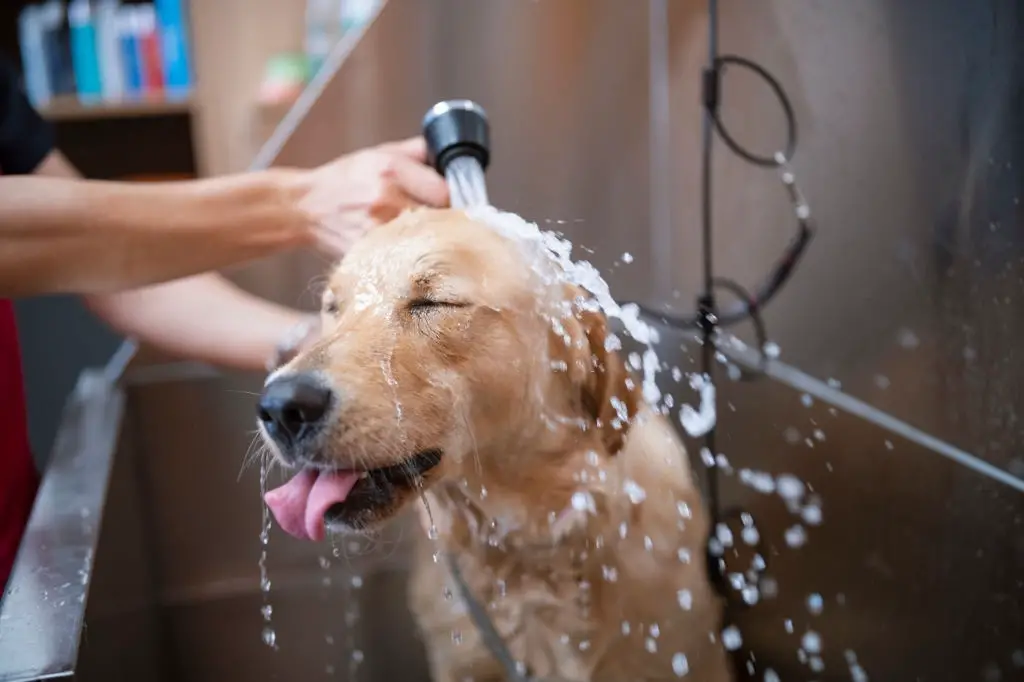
[568, 297, 642, 454]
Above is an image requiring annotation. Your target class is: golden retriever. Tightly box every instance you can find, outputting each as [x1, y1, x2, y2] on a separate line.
[258, 208, 733, 682]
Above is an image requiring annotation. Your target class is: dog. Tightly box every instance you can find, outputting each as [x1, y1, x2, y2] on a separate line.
[258, 208, 733, 682]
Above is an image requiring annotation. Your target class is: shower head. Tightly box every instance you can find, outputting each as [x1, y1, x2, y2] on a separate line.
[422, 100, 491, 176]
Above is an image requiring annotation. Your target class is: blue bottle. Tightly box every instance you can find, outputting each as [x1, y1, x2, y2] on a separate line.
[68, 0, 103, 102]
[118, 7, 142, 97]
[154, 0, 192, 96]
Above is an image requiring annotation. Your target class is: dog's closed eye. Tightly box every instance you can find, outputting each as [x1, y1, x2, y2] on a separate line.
[408, 299, 469, 315]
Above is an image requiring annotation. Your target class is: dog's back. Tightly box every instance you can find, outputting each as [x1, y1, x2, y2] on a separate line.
[409, 404, 733, 682]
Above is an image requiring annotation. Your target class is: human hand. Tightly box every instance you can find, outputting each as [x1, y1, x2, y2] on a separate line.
[297, 136, 449, 256]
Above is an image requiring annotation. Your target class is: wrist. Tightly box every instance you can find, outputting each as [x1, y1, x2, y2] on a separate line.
[267, 314, 320, 371]
[245, 168, 320, 251]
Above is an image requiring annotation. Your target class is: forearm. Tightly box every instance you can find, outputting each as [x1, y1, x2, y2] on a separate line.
[0, 170, 314, 297]
[85, 273, 310, 372]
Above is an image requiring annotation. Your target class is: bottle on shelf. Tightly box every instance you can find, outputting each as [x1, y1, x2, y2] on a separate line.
[154, 0, 193, 98]
[17, 5, 52, 107]
[117, 5, 143, 99]
[95, 0, 124, 103]
[68, 0, 103, 103]
[136, 4, 166, 97]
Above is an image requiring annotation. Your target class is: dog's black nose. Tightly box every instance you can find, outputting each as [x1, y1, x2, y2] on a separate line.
[258, 373, 333, 446]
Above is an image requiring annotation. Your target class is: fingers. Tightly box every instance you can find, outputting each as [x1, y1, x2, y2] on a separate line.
[379, 136, 429, 162]
[385, 153, 450, 208]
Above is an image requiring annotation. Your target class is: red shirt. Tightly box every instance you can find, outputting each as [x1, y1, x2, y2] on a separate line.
[0, 300, 38, 591]
[0, 54, 56, 592]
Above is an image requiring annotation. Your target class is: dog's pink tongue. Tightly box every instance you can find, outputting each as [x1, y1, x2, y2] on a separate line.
[264, 469, 359, 542]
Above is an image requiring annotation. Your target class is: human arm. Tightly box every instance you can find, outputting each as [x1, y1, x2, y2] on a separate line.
[2, 51, 446, 368]
[0, 167, 315, 298]
[85, 273, 316, 371]
[34, 151, 315, 371]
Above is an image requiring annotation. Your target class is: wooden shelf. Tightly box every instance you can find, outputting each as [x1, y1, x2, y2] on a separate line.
[39, 94, 195, 122]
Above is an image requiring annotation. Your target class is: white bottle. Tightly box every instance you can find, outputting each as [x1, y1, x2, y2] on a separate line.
[95, 0, 124, 101]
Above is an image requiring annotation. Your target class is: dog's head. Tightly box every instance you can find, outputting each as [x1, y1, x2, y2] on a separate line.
[259, 208, 640, 540]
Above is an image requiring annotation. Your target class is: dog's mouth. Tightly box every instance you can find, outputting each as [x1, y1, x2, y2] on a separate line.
[263, 449, 442, 541]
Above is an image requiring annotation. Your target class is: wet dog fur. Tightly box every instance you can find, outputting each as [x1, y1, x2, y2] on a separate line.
[268, 208, 733, 681]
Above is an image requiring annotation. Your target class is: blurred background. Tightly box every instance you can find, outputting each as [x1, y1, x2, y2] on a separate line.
[1, 2, 1023, 682]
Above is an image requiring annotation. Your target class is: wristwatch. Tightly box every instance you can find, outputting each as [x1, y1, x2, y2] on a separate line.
[267, 315, 320, 371]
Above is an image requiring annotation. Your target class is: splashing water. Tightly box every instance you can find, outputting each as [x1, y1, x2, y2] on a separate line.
[381, 356, 405, 430]
[672, 652, 690, 677]
[447, 190, 834, 674]
[258, 460, 277, 650]
[465, 206, 663, 405]
[679, 372, 717, 438]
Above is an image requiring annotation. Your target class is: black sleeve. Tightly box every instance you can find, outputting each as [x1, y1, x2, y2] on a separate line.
[0, 55, 56, 175]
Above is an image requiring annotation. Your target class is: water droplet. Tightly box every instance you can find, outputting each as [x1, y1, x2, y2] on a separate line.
[645, 637, 658, 653]
[897, 328, 920, 349]
[602, 565, 619, 582]
[622, 252, 634, 264]
[650, 623, 661, 638]
[644, 535, 654, 551]
[777, 474, 805, 502]
[621, 621, 631, 636]
[427, 525, 439, 540]
[571, 490, 596, 513]
[672, 652, 690, 677]
[677, 589, 693, 610]
[801, 630, 822, 654]
[764, 669, 780, 682]
[351, 575, 363, 589]
[762, 341, 780, 358]
[741, 526, 760, 546]
[451, 630, 463, 644]
[262, 627, 277, 648]
[579, 639, 591, 651]
[721, 625, 743, 651]
[623, 479, 647, 504]
[261, 604, 273, 620]
[325, 634, 334, 645]
[807, 592, 824, 614]
[784, 619, 794, 633]
[443, 586, 453, 600]
[785, 524, 808, 548]
[801, 504, 823, 526]
[677, 547, 691, 563]
[351, 649, 364, 663]
[884, 439, 894, 450]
